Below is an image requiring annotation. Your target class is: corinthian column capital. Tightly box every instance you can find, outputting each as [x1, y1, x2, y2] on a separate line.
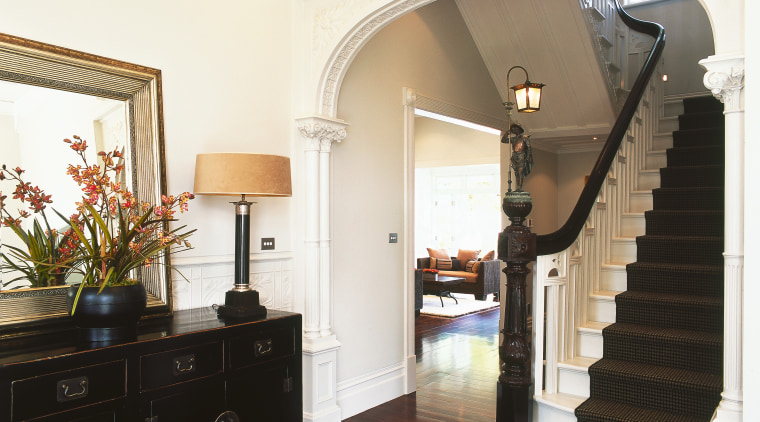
[296, 116, 349, 152]
[699, 54, 744, 112]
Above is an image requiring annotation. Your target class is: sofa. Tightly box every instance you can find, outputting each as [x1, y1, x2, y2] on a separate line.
[416, 252, 500, 301]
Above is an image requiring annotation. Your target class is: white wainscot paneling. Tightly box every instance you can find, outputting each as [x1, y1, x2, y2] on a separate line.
[170, 253, 294, 312]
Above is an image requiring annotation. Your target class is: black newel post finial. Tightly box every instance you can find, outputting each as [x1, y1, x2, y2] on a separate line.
[496, 190, 536, 422]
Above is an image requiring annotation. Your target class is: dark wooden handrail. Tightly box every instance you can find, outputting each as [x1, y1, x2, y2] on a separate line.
[536, 1, 665, 256]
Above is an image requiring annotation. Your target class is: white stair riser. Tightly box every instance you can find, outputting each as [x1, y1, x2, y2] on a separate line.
[577, 330, 603, 359]
[589, 296, 616, 323]
[601, 266, 628, 291]
[638, 170, 660, 191]
[536, 401, 578, 422]
[658, 116, 679, 134]
[621, 214, 645, 237]
[652, 133, 673, 150]
[558, 368, 590, 398]
[646, 150, 667, 170]
[629, 191, 653, 213]
[663, 101, 684, 118]
[611, 238, 637, 263]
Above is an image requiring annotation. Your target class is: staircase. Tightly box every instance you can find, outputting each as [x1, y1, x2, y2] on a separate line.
[574, 96, 725, 421]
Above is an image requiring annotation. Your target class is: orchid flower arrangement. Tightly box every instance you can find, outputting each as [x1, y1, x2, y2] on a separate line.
[0, 166, 78, 288]
[1, 136, 195, 313]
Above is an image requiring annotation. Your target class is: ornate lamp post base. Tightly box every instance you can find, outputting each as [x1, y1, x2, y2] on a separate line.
[497, 190, 536, 422]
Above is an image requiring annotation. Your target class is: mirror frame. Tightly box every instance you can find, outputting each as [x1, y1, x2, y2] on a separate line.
[0, 32, 171, 335]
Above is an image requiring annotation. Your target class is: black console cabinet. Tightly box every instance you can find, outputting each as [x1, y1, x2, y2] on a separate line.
[0, 308, 302, 422]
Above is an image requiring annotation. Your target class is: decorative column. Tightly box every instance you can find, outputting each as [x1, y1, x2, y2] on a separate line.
[700, 54, 744, 422]
[297, 115, 348, 422]
[496, 191, 536, 422]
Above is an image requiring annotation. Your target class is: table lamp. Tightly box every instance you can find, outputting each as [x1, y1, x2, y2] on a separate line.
[194, 153, 292, 319]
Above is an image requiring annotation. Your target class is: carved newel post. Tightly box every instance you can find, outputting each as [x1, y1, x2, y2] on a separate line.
[496, 66, 543, 421]
[496, 190, 536, 422]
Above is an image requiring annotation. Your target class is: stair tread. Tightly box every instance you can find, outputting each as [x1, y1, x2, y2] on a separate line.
[580, 321, 610, 332]
[576, 398, 708, 422]
[668, 144, 722, 151]
[559, 356, 599, 371]
[622, 213, 645, 220]
[626, 261, 722, 272]
[617, 290, 722, 305]
[589, 359, 722, 388]
[645, 209, 722, 216]
[661, 163, 721, 169]
[536, 392, 587, 414]
[637, 234, 722, 241]
[654, 186, 722, 192]
[604, 323, 722, 344]
[591, 290, 619, 299]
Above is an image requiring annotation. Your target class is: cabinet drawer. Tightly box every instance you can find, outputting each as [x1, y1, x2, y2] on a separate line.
[140, 341, 223, 391]
[142, 379, 227, 422]
[227, 327, 295, 370]
[10, 360, 125, 421]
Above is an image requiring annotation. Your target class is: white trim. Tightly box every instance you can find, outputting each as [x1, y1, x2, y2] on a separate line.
[170, 254, 294, 312]
[414, 109, 502, 135]
[170, 252, 294, 266]
[403, 87, 418, 396]
[336, 362, 407, 419]
[318, 0, 436, 117]
[413, 93, 506, 132]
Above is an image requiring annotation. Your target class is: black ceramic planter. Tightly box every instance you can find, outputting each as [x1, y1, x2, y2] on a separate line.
[67, 283, 147, 343]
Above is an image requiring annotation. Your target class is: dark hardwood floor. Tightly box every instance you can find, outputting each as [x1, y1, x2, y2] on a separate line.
[346, 307, 501, 422]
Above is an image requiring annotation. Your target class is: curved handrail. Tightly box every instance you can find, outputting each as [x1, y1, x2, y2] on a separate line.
[536, 1, 665, 256]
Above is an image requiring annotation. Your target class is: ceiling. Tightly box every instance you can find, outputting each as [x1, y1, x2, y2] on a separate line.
[454, 0, 616, 152]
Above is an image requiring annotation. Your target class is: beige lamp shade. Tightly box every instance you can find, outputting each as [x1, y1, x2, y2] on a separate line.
[194, 153, 292, 197]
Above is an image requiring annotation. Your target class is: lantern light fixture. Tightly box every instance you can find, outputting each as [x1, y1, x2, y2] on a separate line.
[505, 65, 545, 113]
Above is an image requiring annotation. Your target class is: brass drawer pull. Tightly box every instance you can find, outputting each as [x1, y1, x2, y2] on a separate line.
[254, 339, 273, 357]
[215, 411, 240, 422]
[172, 354, 196, 375]
[57, 376, 88, 402]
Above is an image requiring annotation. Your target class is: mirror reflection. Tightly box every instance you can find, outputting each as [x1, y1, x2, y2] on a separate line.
[0, 80, 129, 289]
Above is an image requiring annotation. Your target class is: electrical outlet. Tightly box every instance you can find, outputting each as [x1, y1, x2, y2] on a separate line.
[261, 238, 275, 250]
[389, 233, 398, 243]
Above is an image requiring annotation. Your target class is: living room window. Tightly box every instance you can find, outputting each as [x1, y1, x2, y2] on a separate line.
[415, 164, 501, 258]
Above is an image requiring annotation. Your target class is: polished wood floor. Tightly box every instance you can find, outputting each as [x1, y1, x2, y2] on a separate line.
[346, 307, 501, 422]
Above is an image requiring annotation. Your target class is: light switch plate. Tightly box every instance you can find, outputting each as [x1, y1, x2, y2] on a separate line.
[261, 238, 275, 250]
[389, 233, 398, 243]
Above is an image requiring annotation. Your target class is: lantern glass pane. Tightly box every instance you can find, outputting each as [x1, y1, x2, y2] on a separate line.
[514, 86, 528, 111]
[528, 86, 542, 109]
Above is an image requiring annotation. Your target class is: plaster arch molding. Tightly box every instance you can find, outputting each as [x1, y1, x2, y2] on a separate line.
[317, 0, 435, 117]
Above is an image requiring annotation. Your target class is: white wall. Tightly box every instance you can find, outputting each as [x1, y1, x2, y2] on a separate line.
[626, 0, 715, 96]
[514, 148, 559, 236]
[557, 151, 599, 227]
[334, 0, 503, 385]
[0, 1, 295, 310]
[414, 116, 499, 167]
[0, 0, 294, 256]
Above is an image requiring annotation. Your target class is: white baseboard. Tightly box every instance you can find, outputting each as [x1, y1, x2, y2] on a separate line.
[303, 406, 342, 422]
[336, 362, 407, 419]
[405, 354, 417, 394]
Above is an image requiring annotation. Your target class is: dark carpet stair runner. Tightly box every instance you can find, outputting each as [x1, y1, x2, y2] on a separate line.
[575, 96, 725, 422]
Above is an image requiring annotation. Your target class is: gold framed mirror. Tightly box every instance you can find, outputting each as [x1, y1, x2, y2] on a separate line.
[0, 32, 171, 334]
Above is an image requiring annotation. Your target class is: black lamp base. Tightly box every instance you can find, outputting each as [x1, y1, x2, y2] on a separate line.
[216, 289, 267, 320]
